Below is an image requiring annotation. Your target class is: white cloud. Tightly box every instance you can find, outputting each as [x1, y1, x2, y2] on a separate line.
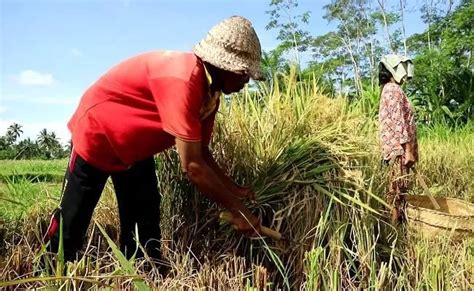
[1, 94, 78, 106]
[14, 70, 55, 86]
[71, 48, 83, 57]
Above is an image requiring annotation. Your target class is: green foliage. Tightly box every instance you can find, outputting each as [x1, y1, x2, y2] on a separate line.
[350, 82, 381, 118]
[407, 1, 473, 125]
[267, 0, 473, 125]
[264, 0, 315, 90]
[0, 124, 70, 160]
[5, 123, 23, 145]
[0, 175, 60, 221]
[261, 46, 288, 83]
[37, 129, 67, 159]
[15, 138, 41, 159]
[266, 0, 312, 56]
[319, 0, 379, 95]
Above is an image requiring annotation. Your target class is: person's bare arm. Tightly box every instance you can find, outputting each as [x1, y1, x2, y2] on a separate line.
[175, 138, 260, 236]
[402, 142, 416, 168]
[202, 147, 256, 202]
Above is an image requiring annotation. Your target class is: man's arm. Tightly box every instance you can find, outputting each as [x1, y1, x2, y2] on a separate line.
[202, 147, 256, 202]
[175, 138, 260, 236]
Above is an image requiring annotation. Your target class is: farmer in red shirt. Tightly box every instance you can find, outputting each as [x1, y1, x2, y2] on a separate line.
[48, 16, 264, 263]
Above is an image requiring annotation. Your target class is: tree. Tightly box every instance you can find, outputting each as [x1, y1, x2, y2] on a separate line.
[5, 123, 23, 145]
[0, 125, 69, 160]
[407, 1, 473, 124]
[263, 0, 472, 125]
[399, 0, 408, 55]
[310, 31, 350, 94]
[0, 136, 9, 150]
[315, 0, 383, 96]
[261, 46, 287, 83]
[266, 0, 312, 66]
[37, 129, 64, 159]
[15, 138, 40, 159]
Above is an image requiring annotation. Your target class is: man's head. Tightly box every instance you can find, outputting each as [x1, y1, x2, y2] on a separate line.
[203, 63, 250, 94]
[193, 16, 263, 94]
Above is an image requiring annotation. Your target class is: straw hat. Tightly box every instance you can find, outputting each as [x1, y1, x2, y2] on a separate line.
[193, 16, 264, 80]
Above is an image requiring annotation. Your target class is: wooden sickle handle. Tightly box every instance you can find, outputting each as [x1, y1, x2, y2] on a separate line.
[219, 212, 282, 240]
[413, 167, 441, 210]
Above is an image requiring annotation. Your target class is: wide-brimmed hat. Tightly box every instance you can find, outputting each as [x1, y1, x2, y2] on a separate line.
[193, 16, 264, 81]
[380, 54, 414, 83]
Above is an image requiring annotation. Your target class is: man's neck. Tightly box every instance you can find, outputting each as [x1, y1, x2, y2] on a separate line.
[203, 62, 222, 93]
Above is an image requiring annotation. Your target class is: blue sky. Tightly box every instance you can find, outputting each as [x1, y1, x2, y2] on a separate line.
[1, 0, 428, 144]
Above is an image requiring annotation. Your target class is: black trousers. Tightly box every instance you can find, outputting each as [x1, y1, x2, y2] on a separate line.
[49, 152, 161, 262]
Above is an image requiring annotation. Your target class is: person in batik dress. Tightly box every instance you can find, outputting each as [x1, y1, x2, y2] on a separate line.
[378, 55, 418, 223]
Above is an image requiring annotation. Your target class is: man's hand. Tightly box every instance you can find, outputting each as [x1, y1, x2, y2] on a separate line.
[234, 185, 257, 204]
[176, 139, 261, 237]
[227, 210, 261, 237]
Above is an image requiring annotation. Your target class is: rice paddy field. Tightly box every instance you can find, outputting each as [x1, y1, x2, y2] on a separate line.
[1, 75, 473, 290]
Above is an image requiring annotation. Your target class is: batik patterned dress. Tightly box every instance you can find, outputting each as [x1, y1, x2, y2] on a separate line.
[378, 82, 418, 219]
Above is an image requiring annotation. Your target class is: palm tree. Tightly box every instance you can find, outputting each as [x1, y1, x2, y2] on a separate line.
[37, 129, 63, 159]
[15, 138, 40, 159]
[6, 123, 23, 145]
[37, 129, 51, 148]
[37, 129, 53, 159]
[0, 136, 9, 150]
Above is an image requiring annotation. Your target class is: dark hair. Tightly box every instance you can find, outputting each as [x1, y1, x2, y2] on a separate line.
[378, 63, 393, 86]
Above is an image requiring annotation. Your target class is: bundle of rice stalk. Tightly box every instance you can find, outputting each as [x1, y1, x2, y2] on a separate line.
[156, 72, 385, 287]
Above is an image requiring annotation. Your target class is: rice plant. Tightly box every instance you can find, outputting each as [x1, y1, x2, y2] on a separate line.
[1, 74, 472, 289]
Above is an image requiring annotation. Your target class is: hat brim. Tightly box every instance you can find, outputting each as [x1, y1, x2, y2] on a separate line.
[194, 41, 265, 81]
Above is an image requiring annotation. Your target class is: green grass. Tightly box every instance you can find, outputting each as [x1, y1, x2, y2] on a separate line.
[0, 159, 67, 183]
[0, 177, 61, 221]
[0, 159, 67, 220]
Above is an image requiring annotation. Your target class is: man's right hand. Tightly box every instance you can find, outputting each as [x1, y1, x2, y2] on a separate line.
[228, 210, 261, 237]
[175, 139, 262, 237]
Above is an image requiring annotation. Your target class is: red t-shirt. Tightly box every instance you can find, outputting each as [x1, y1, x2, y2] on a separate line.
[68, 51, 218, 172]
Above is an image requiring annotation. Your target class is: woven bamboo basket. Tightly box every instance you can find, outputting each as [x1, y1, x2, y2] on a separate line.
[405, 195, 474, 241]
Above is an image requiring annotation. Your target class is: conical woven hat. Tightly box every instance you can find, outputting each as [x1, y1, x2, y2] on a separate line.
[193, 16, 264, 80]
